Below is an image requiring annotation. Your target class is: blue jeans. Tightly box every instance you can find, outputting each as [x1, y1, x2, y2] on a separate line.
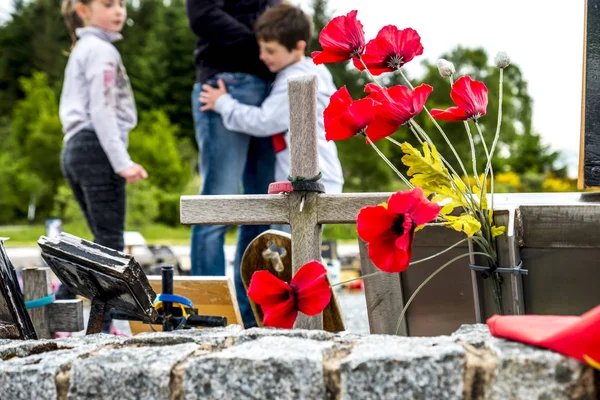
[190, 73, 275, 328]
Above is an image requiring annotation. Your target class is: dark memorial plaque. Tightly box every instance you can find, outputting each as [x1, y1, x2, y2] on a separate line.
[38, 233, 157, 334]
[0, 239, 37, 339]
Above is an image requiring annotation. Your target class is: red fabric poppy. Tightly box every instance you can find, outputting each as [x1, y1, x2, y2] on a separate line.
[364, 83, 432, 142]
[247, 260, 332, 329]
[324, 86, 377, 141]
[487, 305, 600, 370]
[430, 76, 488, 121]
[353, 26, 424, 75]
[311, 10, 366, 65]
[357, 187, 440, 273]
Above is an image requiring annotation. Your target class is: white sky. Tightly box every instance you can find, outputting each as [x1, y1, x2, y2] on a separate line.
[0, 0, 586, 176]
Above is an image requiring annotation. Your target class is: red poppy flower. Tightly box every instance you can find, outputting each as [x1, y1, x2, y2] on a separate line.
[353, 26, 424, 75]
[364, 83, 432, 142]
[487, 305, 600, 370]
[357, 188, 440, 273]
[312, 10, 366, 65]
[324, 86, 377, 141]
[247, 260, 331, 329]
[430, 76, 488, 121]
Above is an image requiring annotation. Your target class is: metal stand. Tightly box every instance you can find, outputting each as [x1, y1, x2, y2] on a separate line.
[86, 297, 108, 335]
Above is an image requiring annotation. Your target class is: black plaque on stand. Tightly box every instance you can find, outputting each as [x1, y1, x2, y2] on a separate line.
[38, 233, 157, 334]
[0, 239, 37, 339]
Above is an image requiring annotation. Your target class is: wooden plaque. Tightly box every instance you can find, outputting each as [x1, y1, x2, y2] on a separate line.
[579, 0, 600, 188]
[38, 233, 157, 322]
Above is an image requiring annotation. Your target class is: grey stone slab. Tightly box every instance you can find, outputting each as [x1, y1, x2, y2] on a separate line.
[0, 344, 106, 400]
[131, 325, 243, 348]
[236, 327, 335, 344]
[339, 335, 465, 400]
[183, 336, 333, 400]
[68, 343, 199, 400]
[451, 323, 490, 348]
[486, 338, 596, 400]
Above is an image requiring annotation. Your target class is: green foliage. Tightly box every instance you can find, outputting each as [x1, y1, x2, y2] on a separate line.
[129, 109, 191, 193]
[51, 184, 86, 224]
[156, 191, 181, 227]
[126, 180, 160, 228]
[6, 72, 64, 221]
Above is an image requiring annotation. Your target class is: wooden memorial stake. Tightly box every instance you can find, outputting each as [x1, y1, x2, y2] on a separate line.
[288, 76, 323, 330]
[181, 77, 389, 331]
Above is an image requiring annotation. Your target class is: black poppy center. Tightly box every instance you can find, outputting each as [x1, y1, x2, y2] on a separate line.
[289, 283, 299, 308]
[386, 54, 404, 70]
[391, 214, 408, 236]
[391, 213, 416, 236]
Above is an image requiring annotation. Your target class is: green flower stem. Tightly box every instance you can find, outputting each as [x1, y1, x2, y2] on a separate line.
[463, 120, 482, 189]
[357, 56, 384, 89]
[405, 122, 480, 215]
[475, 121, 495, 210]
[329, 238, 469, 288]
[366, 137, 413, 187]
[394, 251, 494, 335]
[483, 67, 504, 211]
[397, 68, 470, 181]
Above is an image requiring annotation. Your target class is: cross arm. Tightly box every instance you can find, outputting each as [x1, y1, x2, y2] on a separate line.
[180, 194, 290, 225]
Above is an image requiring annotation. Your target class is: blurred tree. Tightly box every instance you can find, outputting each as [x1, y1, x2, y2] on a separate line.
[9, 72, 63, 220]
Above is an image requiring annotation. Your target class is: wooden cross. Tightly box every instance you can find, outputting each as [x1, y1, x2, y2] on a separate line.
[181, 76, 391, 331]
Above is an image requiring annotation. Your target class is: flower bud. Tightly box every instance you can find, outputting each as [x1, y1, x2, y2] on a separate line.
[494, 52, 510, 69]
[436, 59, 455, 78]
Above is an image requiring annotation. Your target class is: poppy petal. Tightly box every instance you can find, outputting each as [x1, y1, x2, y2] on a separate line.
[291, 261, 332, 316]
[312, 50, 353, 65]
[387, 188, 422, 215]
[247, 270, 292, 306]
[324, 86, 353, 121]
[261, 297, 298, 329]
[357, 205, 395, 242]
[430, 106, 470, 121]
[367, 234, 411, 273]
[411, 84, 433, 113]
[365, 115, 400, 142]
[401, 187, 441, 226]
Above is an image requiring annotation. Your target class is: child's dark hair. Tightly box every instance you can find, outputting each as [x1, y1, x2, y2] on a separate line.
[61, 0, 92, 47]
[254, 2, 313, 52]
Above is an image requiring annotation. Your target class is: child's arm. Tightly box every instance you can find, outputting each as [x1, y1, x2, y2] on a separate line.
[86, 45, 146, 182]
[199, 75, 289, 137]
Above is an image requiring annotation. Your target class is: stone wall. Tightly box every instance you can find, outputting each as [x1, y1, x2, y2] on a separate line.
[0, 324, 597, 399]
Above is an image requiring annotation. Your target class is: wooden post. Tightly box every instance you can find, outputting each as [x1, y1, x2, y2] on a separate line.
[288, 76, 323, 330]
[22, 266, 85, 338]
[22, 267, 53, 338]
[358, 239, 407, 335]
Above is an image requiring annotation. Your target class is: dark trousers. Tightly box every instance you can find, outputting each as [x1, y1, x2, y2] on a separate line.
[60, 129, 126, 332]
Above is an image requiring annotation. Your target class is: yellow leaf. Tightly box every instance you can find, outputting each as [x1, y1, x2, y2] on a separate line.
[401, 142, 451, 193]
[443, 214, 482, 236]
[491, 225, 506, 238]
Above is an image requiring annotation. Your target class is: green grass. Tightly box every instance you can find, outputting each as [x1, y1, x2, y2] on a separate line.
[1, 222, 358, 247]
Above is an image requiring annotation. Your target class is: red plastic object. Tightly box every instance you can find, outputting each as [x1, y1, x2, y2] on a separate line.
[487, 305, 600, 370]
[268, 181, 293, 194]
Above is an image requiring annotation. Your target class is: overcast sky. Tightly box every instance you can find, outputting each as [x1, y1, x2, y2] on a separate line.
[0, 0, 586, 176]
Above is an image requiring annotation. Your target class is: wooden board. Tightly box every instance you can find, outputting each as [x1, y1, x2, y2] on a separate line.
[129, 276, 242, 334]
[240, 229, 345, 332]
